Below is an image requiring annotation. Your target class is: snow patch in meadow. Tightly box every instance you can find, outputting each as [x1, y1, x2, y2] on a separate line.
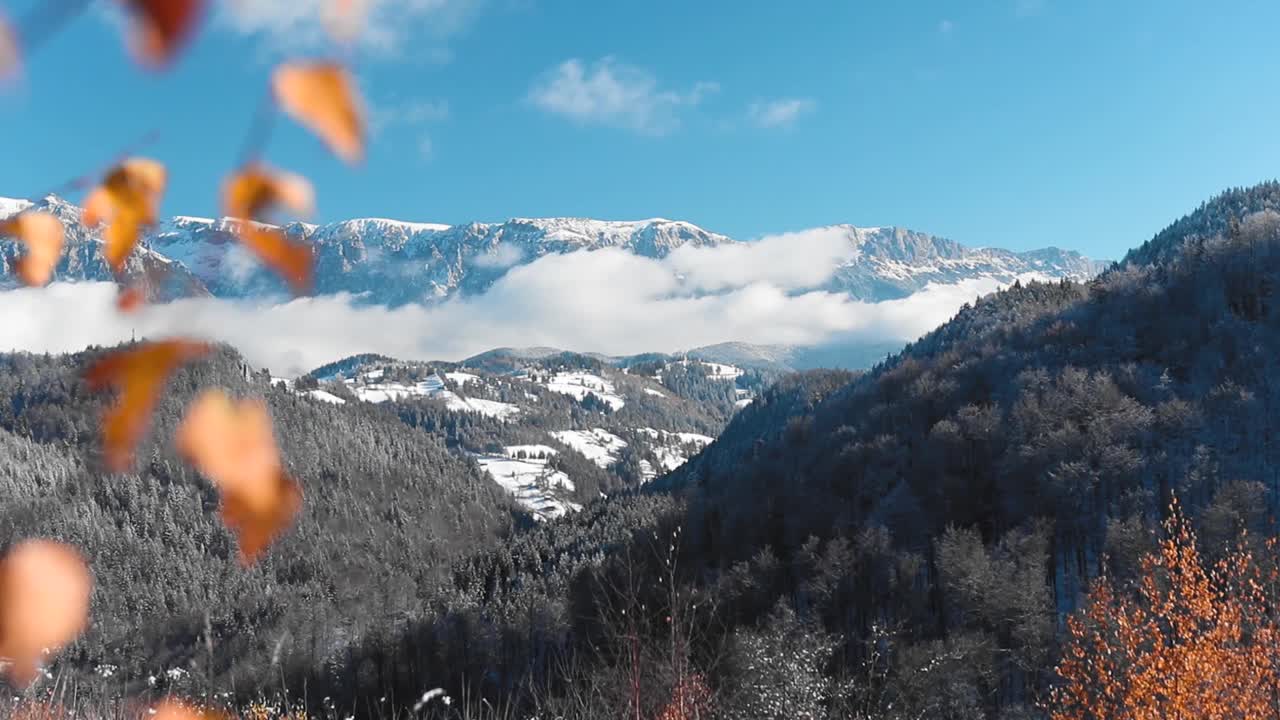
[474, 448, 581, 521]
[543, 372, 626, 410]
[306, 389, 347, 405]
[348, 373, 519, 418]
[446, 371, 479, 386]
[634, 428, 714, 482]
[551, 428, 628, 468]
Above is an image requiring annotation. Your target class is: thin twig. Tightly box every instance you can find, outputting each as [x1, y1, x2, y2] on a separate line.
[236, 87, 278, 168]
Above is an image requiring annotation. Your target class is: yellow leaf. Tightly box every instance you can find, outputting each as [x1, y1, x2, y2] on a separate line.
[273, 62, 366, 163]
[84, 340, 210, 472]
[81, 158, 168, 272]
[222, 165, 314, 292]
[0, 541, 91, 687]
[0, 212, 64, 286]
[176, 390, 302, 564]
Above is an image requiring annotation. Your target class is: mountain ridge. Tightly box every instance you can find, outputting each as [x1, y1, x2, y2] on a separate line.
[0, 195, 1107, 306]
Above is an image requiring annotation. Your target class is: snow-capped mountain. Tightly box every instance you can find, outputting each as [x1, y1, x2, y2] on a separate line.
[0, 195, 1105, 305]
[0, 196, 208, 301]
[144, 213, 734, 304]
[822, 225, 1107, 300]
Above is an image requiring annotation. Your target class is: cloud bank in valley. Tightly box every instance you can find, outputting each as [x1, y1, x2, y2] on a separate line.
[0, 229, 1008, 376]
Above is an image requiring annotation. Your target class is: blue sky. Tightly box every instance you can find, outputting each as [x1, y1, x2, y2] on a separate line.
[2, 0, 1280, 260]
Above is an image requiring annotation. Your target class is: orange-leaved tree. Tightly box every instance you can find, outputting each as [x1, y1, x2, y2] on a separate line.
[1050, 501, 1280, 720]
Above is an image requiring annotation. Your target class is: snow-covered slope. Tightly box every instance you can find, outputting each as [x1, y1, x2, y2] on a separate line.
[342, 370, 519, 418]
[281, 352, 749, 520]
[473, 447, 581, 521]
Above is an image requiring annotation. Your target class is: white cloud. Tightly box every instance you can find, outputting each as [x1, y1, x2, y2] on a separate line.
[472, 242, 526, 269]
[747, 98, 816, 129]
[528, 58, 718, 135]
[0, 231, 1015, 376]
[221, 0, 478, 55]
[666, 227, 856, 292]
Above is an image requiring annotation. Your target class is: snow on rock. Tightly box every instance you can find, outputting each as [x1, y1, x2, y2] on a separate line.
[735, 398, 754, 409]
[474, 448, 580, 521]
[544, 372, 626, 410]
[0, 197, 33, 219]
[643, 387, 667, 398]
[347, 218, 451, 233]
[551, 428, 628, 468]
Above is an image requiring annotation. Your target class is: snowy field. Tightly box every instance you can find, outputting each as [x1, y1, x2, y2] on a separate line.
[543, 372, 626, 410]
[551, 428, 628, 468]
[473, 447, 581, 520]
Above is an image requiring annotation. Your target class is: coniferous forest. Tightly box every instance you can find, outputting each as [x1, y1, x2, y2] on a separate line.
[2, 4, 1280, 719]
[2, 184, 1280, 718]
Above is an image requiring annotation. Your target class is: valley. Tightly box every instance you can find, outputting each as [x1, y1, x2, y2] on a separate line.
[279, 350, 762, 519]
[0, 4, 1269, 718]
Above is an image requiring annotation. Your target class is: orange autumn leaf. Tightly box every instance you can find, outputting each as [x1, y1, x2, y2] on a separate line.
[84, 340, 210, 472]
[222, 165, 314, 292]
[0, 211, 64, 286]
[223, 165, 313, 220]
[115, 285, 146, 313]
[1050, 500, 1280, 720]
[273, 62, 365, 163]
[0, 540, 91, 687]
[121, 0, 206, 68]
[82, 158, 168, 272]
[177, 390, 302, 564]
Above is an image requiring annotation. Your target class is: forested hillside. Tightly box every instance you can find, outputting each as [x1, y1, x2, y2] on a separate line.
[5, 186, 1280, 720]
[0, 347, 517, 698]
[0, 342, 767, 711]
[289, 350, 771, 515]
[645, 188, 1280, 716]
[344, 184, 1280, 718]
